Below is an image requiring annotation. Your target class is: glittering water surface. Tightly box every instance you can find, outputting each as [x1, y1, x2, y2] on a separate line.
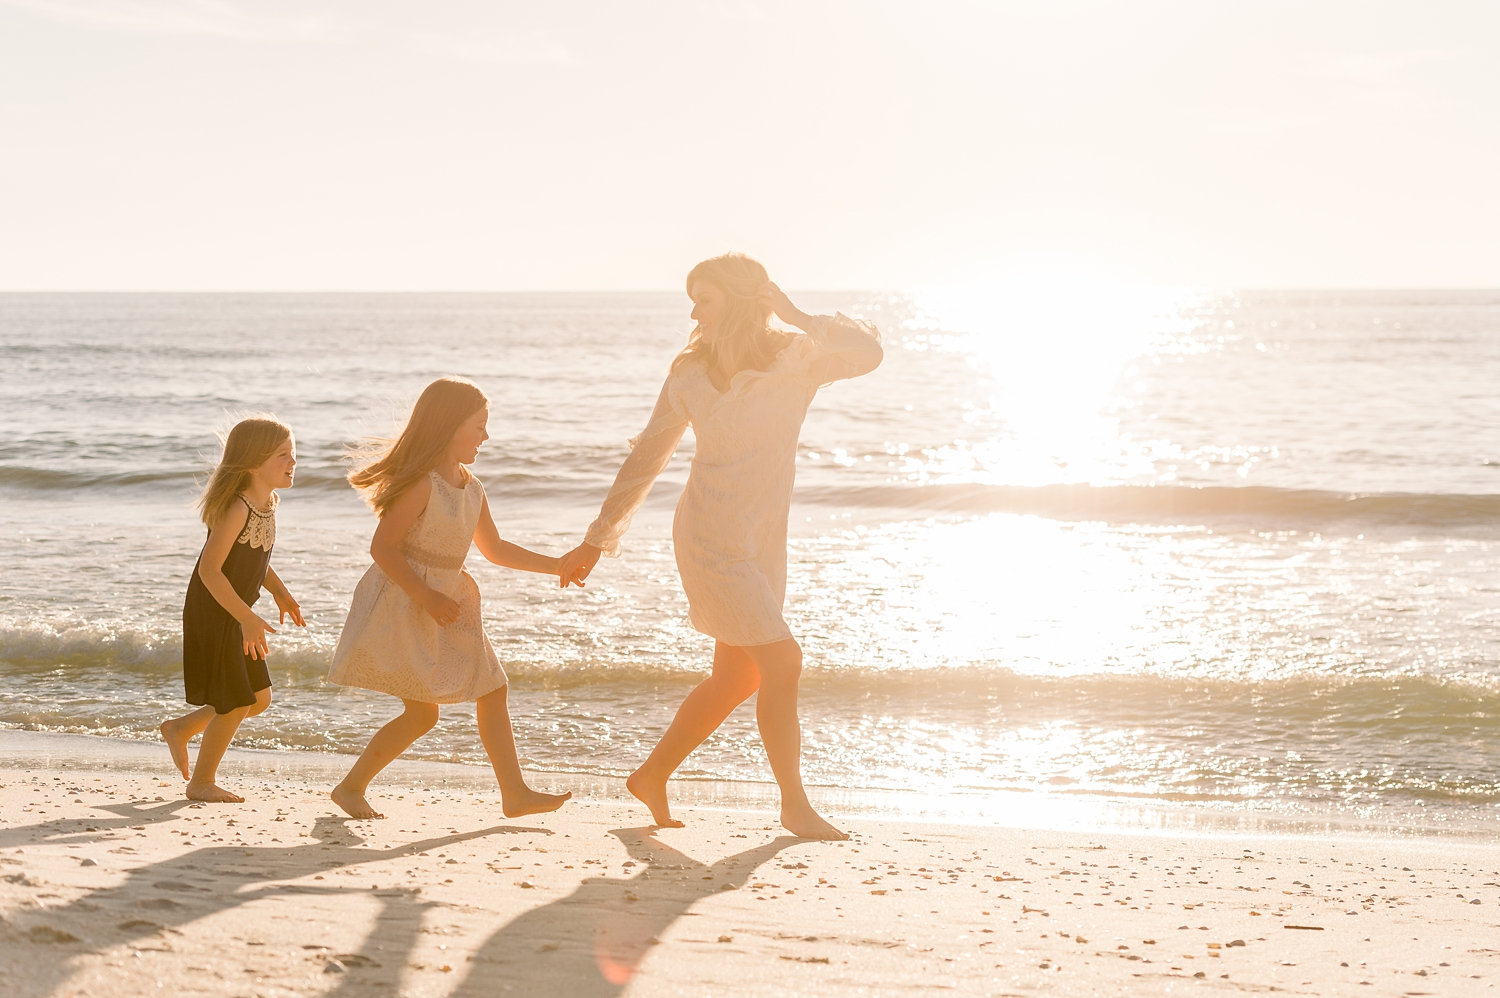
[2, 290, 1498, 826]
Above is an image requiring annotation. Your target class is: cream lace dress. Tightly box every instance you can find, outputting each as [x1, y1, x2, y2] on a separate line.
[584, 314, 882, 647]
[328, 471, 507, 703]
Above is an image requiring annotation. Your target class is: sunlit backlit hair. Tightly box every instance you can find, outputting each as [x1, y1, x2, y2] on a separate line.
[348, 376, 488, 517]
[197, 416, 292, 528]
[671, 252, 782, 380]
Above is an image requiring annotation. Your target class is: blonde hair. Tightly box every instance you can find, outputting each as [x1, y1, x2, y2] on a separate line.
[197, 417, 292, 528]
[349, 376, 488, 517]
[671, 252, 783, 382]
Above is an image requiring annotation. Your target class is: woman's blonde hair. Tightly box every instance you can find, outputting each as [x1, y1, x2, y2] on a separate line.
[349, 376, 488, 517]
[671, 252, 782, 381]
[197, 417, 292, 528]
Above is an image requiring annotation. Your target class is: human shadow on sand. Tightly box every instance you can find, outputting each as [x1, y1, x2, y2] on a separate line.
[0, 796, 194, 850]
[448, 827, 798, 997]
[1, 811, 545, 998]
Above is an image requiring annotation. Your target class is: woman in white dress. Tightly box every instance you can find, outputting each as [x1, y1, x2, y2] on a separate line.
[559, 253, 882, 840]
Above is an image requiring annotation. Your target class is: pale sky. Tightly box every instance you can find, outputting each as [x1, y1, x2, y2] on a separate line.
[1, 0, 1497, 291]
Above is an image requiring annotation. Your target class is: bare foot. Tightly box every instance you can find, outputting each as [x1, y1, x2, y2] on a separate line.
[626, 769, 684, 828]
[185, 781, 244, 803]
[160, 719, 191, 780]
[331, 783, 385, 820]
[781, 804, 847, 841]
[501, 788, 572, 818]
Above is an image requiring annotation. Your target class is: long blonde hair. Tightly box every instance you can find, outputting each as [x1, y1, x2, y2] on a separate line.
[197, 417, 291, 528]
[671, 253, 784, 383]
[348, 376, 488, 517]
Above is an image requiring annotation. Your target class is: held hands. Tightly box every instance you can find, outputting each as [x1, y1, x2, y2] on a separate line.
[422, 588, 462, 627]
[759, 281, 811, 328]
[557, 542, 602, 589]
[240, 615, 276, 661]
[274, 591, 306, 628]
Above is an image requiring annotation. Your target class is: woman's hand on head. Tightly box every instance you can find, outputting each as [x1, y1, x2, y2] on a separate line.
[759, 281, 810, 327]
[558, 542, 602, 588]
[240, 615, 276, 660]
[422, 589, 461, 627]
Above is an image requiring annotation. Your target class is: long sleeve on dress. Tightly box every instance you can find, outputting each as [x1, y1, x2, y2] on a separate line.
[805, 312, 883, 386]
[583, 378, 689, 557]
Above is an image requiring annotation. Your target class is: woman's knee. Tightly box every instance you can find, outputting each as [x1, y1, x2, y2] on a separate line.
[748, 639, 802, 684]
[712, 667, 761, 702]
[710, 645, 762, 699]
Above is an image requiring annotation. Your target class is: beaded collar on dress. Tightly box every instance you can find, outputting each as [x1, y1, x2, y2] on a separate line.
[236, 493, 277, 550]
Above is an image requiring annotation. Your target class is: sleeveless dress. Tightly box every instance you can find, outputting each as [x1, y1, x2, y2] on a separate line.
[327, 471, 508, 703]
[182, 494, 275, 714]
[584, 314, 882, 647]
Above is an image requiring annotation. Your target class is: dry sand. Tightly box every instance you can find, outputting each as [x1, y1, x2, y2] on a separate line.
[1, 731, 1498, 996]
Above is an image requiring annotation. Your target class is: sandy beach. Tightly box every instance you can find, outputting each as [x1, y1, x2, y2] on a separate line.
[0, 731, 1494, 996]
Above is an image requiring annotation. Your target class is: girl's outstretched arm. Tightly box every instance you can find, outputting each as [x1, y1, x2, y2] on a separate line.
[261, 565, 305, 627]
[197, 501, 277, 660]
[473, 492, 564, 576]
[369, 477, 461, 626]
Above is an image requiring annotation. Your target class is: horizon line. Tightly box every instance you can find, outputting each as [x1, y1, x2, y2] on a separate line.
[3, 285, 1500, 295]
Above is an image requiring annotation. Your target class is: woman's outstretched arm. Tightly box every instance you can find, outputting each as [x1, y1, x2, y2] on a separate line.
[558, 379, 689, 585]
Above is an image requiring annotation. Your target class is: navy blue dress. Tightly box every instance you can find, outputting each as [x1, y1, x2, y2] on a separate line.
[182, 495, 275, 713]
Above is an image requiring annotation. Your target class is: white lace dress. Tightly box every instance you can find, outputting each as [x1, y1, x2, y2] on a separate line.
[584, 314, 882, 647]
[328, 471, 508, 702]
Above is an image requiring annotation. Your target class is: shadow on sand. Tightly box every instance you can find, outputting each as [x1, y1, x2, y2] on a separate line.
[1, 801, 544, 998]
[447, 827, 799, 997]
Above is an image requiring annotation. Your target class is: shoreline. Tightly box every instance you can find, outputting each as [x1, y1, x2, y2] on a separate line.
[3, 726, 1495, 845]
[1, 736, 1498, 996]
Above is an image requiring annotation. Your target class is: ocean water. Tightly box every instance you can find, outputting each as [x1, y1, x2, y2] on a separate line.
[1, 289, 1498, 828]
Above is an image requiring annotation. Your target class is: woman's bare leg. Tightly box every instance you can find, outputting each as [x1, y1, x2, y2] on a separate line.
[744, 638, 846, 840]
[475, 685, 571, 817]
[332, 699, 439, 819]
[627, 642, 761, 827]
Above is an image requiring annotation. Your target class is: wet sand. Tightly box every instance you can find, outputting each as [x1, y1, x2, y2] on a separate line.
[1, 730, 1498, 996]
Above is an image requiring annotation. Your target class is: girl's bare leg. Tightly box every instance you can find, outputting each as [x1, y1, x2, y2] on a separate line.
[744, 638, 846, 840]
[185, 705, 250, 803]
[161, 705, 215, 780]
[475, 686, 571, 817]
[165, 689, 271, 781]
[627, 642, 761, 827]
[332, 699, 439, 819]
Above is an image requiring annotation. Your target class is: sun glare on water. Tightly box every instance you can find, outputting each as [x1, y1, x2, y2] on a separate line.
[909, 273, 1201, 487]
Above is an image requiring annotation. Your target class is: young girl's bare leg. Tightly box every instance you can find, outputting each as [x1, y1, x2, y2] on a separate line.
[331, 699, 439, 819]
[744, 638, 847, 840]
[185, 705, 250, 803]
[161, 705, 215, 780]
[627, 642, 760, 827]
[163, 688, 271, 781]
[475, 686, 570, 817]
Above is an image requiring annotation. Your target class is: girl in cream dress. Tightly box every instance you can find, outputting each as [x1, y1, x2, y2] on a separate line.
[560, 253, 882, 840]
[328, 376, 573, 821]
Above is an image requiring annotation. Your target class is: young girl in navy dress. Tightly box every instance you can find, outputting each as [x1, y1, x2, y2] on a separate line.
[161, 417, 305, 803]
[327, 376, 573, 820]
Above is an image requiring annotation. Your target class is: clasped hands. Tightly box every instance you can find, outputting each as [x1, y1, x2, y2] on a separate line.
[557, 541, 602, 589]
